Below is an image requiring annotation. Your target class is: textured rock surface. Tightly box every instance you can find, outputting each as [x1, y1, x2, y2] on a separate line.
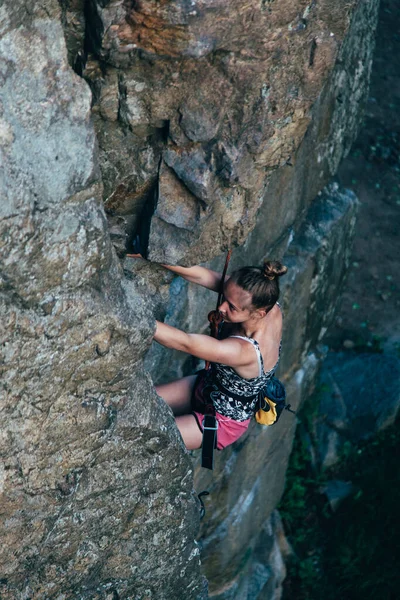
[279, 185, 359, 376]
[81, 0, 378, 266]
[0, 5, 205, 599]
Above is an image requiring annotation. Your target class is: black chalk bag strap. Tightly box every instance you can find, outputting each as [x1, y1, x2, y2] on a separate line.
[201, 405, 218, 470]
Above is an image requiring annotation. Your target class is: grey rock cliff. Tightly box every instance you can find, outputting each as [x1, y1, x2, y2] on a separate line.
[0, 0, 379, 598]
[0, 4, 204, 599]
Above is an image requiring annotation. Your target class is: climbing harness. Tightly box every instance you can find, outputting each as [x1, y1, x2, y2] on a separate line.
[201, 411, 218, 470]
[201, 250, 231, 470]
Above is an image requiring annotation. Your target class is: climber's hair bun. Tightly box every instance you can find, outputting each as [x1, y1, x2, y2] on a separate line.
[262, 260, 288, 281]
[229, 260, 288, 310]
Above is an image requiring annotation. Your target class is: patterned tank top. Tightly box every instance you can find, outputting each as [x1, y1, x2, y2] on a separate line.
[193, 336, 282, 422]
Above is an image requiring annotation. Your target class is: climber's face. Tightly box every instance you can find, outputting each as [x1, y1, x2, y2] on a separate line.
[218, 279, 253, 323]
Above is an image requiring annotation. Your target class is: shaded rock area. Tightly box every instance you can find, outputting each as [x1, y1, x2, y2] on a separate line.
[0, 0, 381, 599]
[313, 352, 400, 469]
[320, 479, 355, 512]
[207, 511, 291, 600]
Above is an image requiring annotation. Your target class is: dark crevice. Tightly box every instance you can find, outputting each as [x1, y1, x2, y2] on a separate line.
[73, 51, 86, 77]
[117, 73, 127, 123]
[309, 38, 317, 67]
[70, 0, 105, 79]
[59, 0, 101, 77]
[84, 0, 105, 55]
[159, 119, 170, 143]
[126, 164, 161, 258]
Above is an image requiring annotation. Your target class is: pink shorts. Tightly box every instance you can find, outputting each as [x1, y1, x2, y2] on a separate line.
[192, 410, 251, 450]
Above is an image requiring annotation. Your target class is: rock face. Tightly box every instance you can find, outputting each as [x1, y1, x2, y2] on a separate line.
[80, 0, 378, 266]
[0, 4, 204, 599]
[0, 0, 379, 598]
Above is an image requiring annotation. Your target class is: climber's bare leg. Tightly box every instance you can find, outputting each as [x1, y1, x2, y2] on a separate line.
[175, 414, 203, 450]
[156, 377, 203, 449]
[156, 374, 197, 416]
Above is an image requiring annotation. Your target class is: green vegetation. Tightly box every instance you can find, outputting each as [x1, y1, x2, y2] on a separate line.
[279, 403, 400, 600]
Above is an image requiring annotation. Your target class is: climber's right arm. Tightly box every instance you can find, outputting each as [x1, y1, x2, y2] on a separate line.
[161, 264, 226, 292]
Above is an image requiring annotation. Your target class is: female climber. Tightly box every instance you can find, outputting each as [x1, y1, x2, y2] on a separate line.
[152, 260, 287, 452]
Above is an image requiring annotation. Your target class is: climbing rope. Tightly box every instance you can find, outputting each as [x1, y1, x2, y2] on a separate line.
[205, 250, 232, 370]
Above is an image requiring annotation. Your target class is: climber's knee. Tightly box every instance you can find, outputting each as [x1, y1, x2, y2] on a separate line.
[156, 374, 197, 415]
[175, 414, 203, 450]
